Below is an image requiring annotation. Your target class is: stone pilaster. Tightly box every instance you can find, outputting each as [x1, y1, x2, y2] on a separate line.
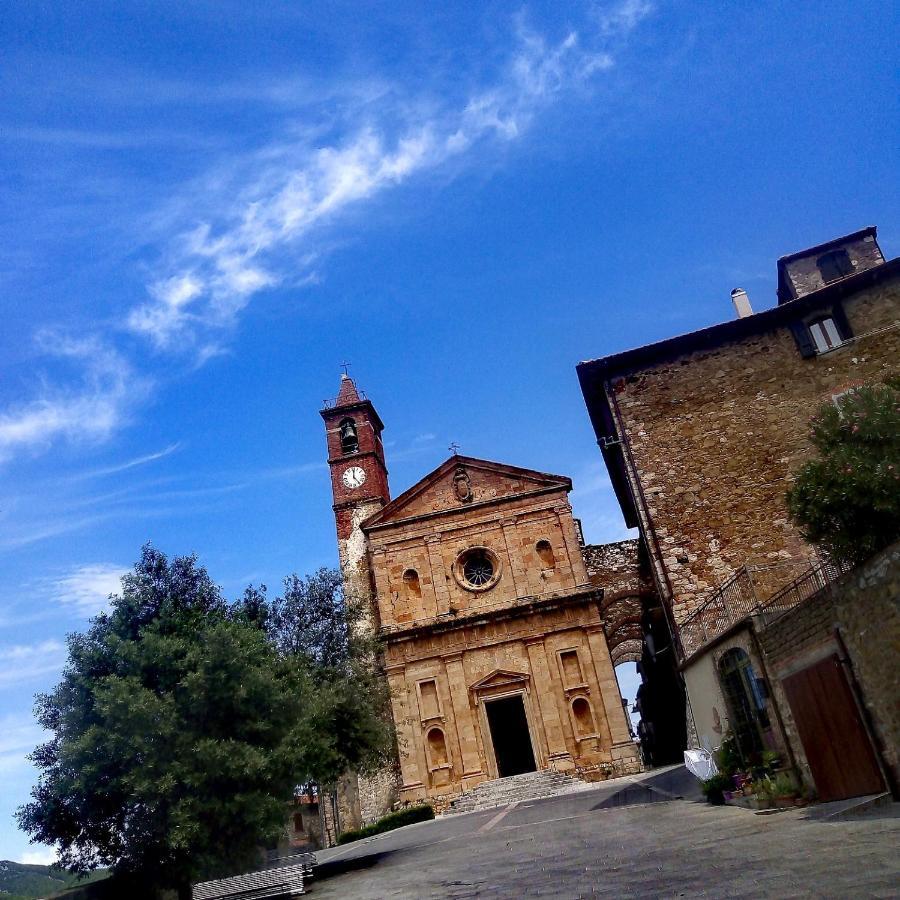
[425, 535, 449, 616]
[386, 666, 423, 792]
[501, 517, 527, 598]
[443, 653, 484, 783]
[525, 638, 574, 770]
[585, 624, 632, 747]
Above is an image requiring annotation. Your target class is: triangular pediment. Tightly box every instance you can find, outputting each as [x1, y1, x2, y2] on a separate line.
[362, 455, 571, 529]
[468, 668, 531, 692]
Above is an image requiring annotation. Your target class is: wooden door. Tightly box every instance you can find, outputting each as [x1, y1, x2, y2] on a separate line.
[781, 654, 885, 801]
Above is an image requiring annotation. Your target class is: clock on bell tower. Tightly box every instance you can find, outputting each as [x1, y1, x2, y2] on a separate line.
[320, 373, 390, 577]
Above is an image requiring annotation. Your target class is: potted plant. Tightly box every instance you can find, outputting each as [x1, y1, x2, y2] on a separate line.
[771, 773, 800, 808]
[701, 773, 733, 805]
[750, 776, 775, 810]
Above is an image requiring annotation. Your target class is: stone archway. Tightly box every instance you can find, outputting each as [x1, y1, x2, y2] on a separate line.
[611, 638, 643, 666]
[600, 592, 648, 661]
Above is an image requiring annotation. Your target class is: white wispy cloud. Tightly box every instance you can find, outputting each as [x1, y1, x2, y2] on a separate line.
[0, 332, 150, 462]
[52, 563, 127, 616]
[68, 443, 182, 482]
[594, 0, 655, 34]
[127, 9, 643, 352]
[0, 640, 66, 687]
[0, 2, 653, 462]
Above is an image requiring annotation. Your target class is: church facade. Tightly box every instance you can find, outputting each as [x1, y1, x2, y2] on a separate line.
[321, 375, 640, 813]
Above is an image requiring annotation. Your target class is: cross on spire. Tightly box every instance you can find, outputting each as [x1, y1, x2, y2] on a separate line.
[449, 442, 460, 455]
[340, 361, 352, 377]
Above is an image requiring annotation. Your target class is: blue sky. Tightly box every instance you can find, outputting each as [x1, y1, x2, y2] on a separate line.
[1, 0, 898, 862]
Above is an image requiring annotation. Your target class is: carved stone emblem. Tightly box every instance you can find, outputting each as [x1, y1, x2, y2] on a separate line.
[453, 465, 472, 503]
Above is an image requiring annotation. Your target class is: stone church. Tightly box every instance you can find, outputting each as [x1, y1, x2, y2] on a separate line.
[320, 374, 640, 824]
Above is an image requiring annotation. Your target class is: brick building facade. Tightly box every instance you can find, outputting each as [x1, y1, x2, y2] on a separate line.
[320, 381, 641, 821]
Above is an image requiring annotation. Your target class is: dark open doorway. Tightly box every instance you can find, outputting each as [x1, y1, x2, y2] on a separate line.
[486, 694, 536, 778]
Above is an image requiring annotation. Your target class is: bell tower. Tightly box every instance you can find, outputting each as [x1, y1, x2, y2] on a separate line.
[320, 374, 390, 615]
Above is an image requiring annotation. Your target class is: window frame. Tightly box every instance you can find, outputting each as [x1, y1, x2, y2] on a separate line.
[816, 248, 854, 284]
[789, 302, 853, 359]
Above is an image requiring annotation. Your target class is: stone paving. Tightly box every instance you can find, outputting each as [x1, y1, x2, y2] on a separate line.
[313, 768, 899, 898]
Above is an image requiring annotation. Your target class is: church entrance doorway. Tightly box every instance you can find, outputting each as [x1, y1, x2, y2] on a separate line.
[485, 694, 536, 778]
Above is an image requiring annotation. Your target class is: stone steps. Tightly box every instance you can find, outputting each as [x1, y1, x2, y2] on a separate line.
[446, 769, 592, 814]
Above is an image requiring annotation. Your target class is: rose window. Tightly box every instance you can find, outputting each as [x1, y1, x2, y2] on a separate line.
[454, 547, 501, 592]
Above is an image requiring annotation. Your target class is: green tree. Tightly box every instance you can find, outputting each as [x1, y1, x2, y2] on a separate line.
[265, 568, 395, 775]
[787, 377, 900, 567]
[17, 547, 392, 899]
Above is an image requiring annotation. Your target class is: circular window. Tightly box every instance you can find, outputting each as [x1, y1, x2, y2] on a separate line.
[453, 547, 501, 592]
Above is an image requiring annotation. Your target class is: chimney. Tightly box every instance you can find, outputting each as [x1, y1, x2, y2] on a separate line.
[731, 287, 753, 319]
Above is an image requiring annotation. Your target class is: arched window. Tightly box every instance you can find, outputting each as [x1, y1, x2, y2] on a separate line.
[402, 569, 422, 600]
[339, 417, 358, 454]
[427, 727, 448, 767]
[718, 648, 770, 763]
[292, 812, 304, 833]
[572, 697, 595, 738]
[536, 539, 555, 568]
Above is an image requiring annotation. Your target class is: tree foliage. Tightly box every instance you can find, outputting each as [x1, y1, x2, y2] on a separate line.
[787, 377, 900, 567]
[17, 547, 393, 898]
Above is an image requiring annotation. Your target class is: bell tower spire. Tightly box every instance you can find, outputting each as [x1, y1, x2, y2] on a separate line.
[320, 373, 390, 605]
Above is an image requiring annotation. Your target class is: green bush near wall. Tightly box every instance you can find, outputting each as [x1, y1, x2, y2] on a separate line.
[336, 805, 435, 845]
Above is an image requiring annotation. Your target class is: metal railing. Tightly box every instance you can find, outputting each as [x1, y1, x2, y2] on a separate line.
[321, 388, 369, 409]
[679, 557, 845, 659]
[680, 567, 758, 659]
[757, 559, 847, 626]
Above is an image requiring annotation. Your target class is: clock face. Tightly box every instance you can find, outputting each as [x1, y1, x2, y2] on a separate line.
[342, 466, 367, 489]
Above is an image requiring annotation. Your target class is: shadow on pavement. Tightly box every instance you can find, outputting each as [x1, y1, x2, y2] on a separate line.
[592, 784, 672, 810]
[640, 764, 705, 802]
[315, 850, 393, 882]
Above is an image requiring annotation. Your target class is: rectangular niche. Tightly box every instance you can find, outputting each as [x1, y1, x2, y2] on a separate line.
[558, 649, 587, 690]
[416, 678, 442, 721]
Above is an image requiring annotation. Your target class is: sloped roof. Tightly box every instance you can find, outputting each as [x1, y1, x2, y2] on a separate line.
[362, 454, 571, 530]
[335, 373, 361, 405]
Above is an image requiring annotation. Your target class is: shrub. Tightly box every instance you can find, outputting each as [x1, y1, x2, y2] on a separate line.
[336, 805, 434, 845]
[787, 378, 900, 567]
[714, 732, 743, 776]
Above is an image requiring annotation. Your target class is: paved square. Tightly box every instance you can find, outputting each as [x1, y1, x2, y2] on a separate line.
[313, 770, 899, 898]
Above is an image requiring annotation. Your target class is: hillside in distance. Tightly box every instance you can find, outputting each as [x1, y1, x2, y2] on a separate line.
[0, 860, 107, 900]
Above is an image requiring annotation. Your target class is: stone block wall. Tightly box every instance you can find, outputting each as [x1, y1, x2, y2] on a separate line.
[607, 278, 900, 625]
[758, 541, 900, 793]
[368, 483, 588, 632]
[830, 542, 900, 791]
[383, 599, 639, 806]
[582, 539, 653, 665]
[781, 232, 884, 300]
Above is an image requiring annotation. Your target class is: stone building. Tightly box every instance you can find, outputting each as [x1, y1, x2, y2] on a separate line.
[320, 378, 640, 819]
[576, 226, 899, 800]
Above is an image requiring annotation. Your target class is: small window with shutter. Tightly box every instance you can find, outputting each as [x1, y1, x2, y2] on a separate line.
[816, 249, 854, 283]
[790, 303, 853, 358]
